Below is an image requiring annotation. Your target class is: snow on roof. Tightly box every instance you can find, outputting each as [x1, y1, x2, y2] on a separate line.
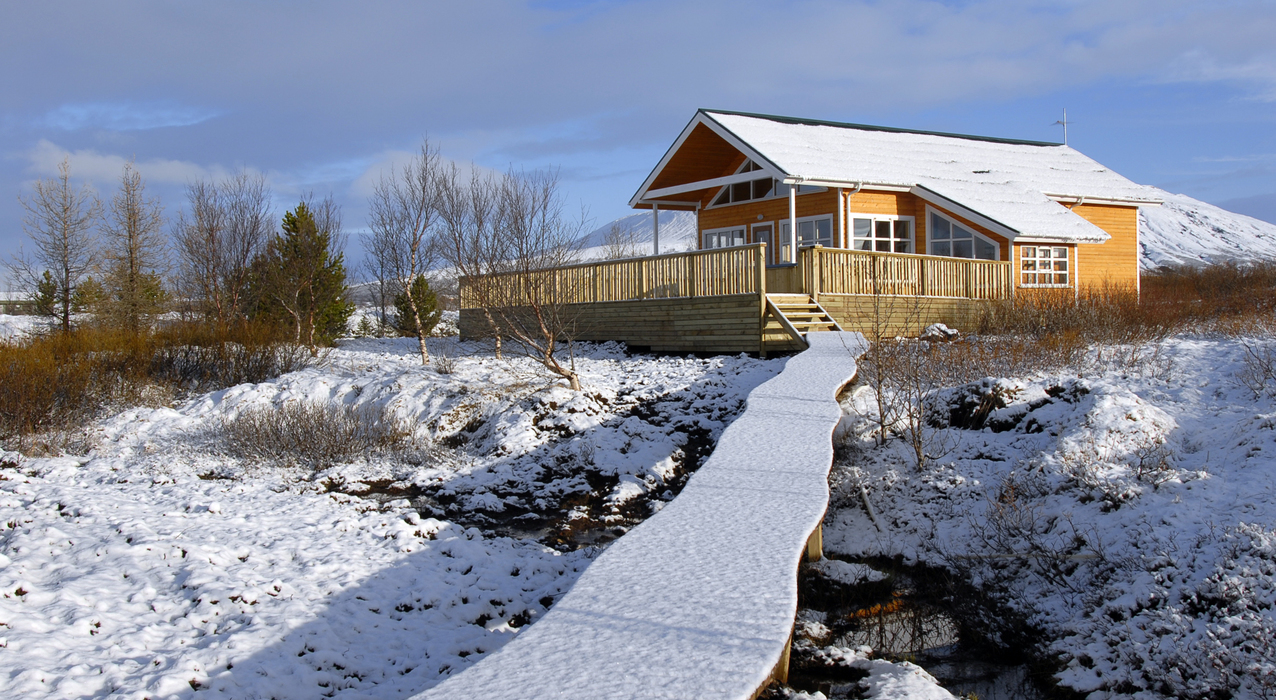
[704, 110, 1162, 244]
[411, 332, 868, 700]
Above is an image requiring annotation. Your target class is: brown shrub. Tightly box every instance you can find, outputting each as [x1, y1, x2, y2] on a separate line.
[0, 321, 312, 450]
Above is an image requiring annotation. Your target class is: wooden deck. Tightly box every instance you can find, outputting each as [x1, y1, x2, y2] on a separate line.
[458, 244, 1012, 354]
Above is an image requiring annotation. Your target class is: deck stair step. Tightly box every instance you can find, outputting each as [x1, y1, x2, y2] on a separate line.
[764, 294, 844, 347]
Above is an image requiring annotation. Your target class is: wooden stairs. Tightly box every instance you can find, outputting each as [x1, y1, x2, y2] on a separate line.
[764, 294, 843, 350]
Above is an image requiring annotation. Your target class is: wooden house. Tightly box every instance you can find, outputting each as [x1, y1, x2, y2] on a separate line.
[460, 110, 1161, 354]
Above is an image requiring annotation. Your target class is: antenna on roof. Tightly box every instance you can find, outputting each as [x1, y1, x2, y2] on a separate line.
[1052, 108, 1070, 146]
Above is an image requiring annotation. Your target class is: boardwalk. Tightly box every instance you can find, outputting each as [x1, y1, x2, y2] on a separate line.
[411, 332, 868, 700]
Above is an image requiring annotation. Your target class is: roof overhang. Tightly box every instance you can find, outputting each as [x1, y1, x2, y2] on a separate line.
[909, 184, 1021, 240]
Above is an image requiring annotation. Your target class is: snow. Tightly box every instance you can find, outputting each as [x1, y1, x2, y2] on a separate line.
[412, 332, 867, 700]
[824, 337, 1276, 698]
[0, 333, 782, 699]
[705, 111, 1159, 244]
[576, 210, 699, 259]
[1139, 188, 1276, 269]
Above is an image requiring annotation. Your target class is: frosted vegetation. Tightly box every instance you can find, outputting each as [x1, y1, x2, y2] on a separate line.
[0, 335, 780, 698]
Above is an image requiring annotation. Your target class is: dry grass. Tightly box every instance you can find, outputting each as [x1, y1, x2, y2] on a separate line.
[975, 262, 1276, 344]
[217, 400, 411, 471]
[0, 322, 312, 451]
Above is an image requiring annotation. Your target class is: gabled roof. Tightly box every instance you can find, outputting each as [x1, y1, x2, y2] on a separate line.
[631, 109, 1162, 244]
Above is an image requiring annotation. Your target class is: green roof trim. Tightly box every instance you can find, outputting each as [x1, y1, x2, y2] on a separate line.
[701, 108, 1064, 148]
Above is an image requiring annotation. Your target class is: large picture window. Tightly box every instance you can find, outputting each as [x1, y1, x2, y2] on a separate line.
[928, 211, 998, 260]
[781, 215, 834, 249]
[702, 226, 746, 250]
[851, 215, 913, 253]
[1020, 246, 1069, 286]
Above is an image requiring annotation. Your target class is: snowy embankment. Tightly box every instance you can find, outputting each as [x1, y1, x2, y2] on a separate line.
[0, 335, 780, 699]
[413, 332, 867, 700]
[826, 337, 1276, 698]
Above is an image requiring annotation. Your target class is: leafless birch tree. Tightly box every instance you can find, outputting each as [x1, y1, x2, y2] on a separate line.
[8, 158, 101, 332]
[173, 172, 272, 328]
[99, 161, 166, 332]
[366, 142, 444, 364]
[435, 163, 505, 358]
[489, 168, 588, 390]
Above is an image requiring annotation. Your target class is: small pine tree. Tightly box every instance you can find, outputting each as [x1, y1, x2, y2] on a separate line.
[393, 275, 442, 338]
[250, 200, 354, 348]
[72, 276, 105, 314]
[353, 315, 376, 338]
[32, 270, 57, 317]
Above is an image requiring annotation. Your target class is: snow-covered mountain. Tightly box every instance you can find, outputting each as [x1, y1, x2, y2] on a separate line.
[1139, 189, 1276, 269]
[577, 210, 698, 260]
[582, 190, 1276, 270]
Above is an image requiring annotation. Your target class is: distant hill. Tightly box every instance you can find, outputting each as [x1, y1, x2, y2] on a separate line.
[1139, 189, 1276, 269]
[584, 191, 1276, 270]
[577, 210, 698, 260]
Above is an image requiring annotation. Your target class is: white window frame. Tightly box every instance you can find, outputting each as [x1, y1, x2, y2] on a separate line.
[1019, 245, 1071, 287]
[848, 213, 915, 254]
[701, 225, 747, 250]
[780, 214, 836, 250]
[926, 207, 1000, 261]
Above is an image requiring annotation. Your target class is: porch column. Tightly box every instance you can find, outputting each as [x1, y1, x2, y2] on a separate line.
[788, 185, 797, 264]
[653, 204, 660, 256]
[836, 188, 844, 249]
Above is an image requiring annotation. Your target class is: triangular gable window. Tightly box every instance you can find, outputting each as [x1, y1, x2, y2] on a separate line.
[709, 160, 822, 207]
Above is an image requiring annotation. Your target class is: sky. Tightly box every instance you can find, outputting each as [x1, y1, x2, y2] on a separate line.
[3, 0, 1276, 284]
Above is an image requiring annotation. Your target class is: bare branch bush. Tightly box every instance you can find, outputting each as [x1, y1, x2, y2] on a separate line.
[601, 221, 642, 260]
[367, 142, 444, 364]
[217, 400, 411, 471]
[8, 158, 101, 331]
[173, 172, 272, 328]
[1237, 340, 1276, 398]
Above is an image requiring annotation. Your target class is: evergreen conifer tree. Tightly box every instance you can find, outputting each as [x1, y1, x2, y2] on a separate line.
[392, 274, 442, 337]
[251, 200, 353, 348]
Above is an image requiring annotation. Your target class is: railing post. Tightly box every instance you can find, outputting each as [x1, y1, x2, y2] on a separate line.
[689, 252, 697, 298]
[812, 244, 822, 304]
[757, 244, 767, 357]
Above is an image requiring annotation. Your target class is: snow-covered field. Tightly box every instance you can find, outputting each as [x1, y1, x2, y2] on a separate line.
[0, 332, 781, 699]
[825, 336, 1276, 698]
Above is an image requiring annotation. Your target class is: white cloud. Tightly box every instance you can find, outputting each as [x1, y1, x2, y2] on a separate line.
[23, 139, 243, 187]
[40, 101, 223, 131]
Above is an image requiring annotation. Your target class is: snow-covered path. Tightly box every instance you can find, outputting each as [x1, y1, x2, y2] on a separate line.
[412, 332, 868, 700]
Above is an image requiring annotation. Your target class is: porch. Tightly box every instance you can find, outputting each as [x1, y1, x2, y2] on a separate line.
[458, 244, 1013, 354]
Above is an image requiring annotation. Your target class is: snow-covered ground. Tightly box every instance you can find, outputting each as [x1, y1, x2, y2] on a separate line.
[412, 332, 865, 700]
[825, 336, 1276, 698]
[0, 332, 782, 699]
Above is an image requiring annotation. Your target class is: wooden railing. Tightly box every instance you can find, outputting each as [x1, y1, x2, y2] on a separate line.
[804, 247, 1012, 300]
[459, 244, 765, 308]
[459, 243, 1012, 309]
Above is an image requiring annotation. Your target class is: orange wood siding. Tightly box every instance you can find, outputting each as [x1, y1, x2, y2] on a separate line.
[697, 189, 1020, 259]
[698, 190, 839, 243]
[648, 123, 744, 194]
[1070, 203, 1140, 290]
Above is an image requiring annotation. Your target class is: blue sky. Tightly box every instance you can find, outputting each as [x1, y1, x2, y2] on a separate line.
[3, 0, 1276, 280]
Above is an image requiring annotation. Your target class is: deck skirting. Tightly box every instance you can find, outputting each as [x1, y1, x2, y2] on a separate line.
[459, 293, 764, 354]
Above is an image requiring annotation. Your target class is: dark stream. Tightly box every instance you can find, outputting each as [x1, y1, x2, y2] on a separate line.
[783, 559, 1056, 700]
